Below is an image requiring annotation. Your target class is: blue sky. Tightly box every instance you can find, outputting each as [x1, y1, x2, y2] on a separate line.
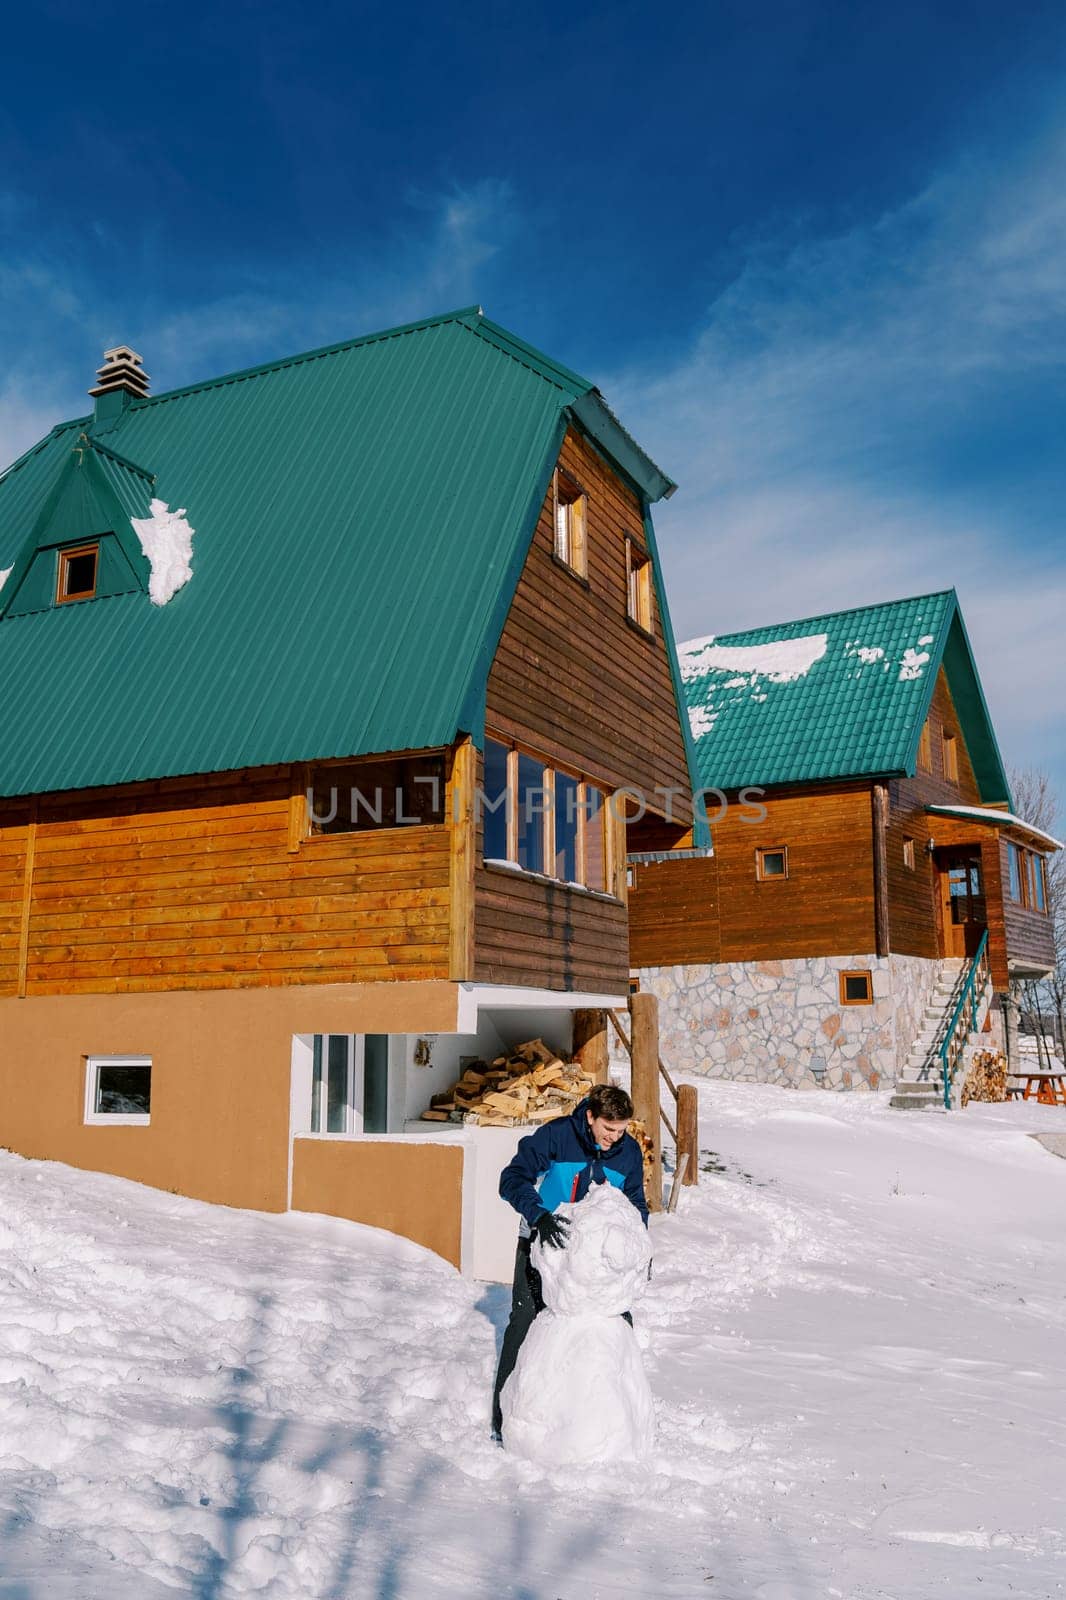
[2, 0, 1064, 803]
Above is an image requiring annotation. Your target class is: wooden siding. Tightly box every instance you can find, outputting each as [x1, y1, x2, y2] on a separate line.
[884, 667, 984, 959]
[475, 426, 691, 993]
[0, 804, 33, 992]
[628, 783, 876, 967]
[0, 765, 451, 997]
[485, 427, 691, 802]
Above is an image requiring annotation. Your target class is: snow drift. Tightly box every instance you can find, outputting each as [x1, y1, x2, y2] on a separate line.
[501, 1182, 654, 1466]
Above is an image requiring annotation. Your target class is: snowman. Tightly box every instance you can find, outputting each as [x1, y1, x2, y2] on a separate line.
[500, 1181, 654, 1465]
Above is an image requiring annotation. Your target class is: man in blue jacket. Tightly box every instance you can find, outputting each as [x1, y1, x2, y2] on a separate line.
[491, 1082, 648, 1439]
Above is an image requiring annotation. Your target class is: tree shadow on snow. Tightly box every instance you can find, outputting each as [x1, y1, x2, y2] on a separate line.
[187, 1250, 600, 1600]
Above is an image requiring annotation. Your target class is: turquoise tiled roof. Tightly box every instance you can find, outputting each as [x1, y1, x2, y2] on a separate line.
[679, 590, 1011, 803]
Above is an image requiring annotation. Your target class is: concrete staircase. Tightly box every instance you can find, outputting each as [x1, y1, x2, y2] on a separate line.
[890, 958, 992, 1111]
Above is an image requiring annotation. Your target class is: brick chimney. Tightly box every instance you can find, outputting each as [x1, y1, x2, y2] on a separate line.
[89, 346, 150, 421]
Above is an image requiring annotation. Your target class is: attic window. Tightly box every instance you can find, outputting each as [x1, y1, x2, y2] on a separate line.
[626, 538, 653, 634]
[553, 471, 587, 577]
[942, 730, 959, 784]
[56, 543, 99, 604]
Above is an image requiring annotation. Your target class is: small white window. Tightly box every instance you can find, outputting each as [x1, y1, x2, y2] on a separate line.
[85, 1056, 152, 1125]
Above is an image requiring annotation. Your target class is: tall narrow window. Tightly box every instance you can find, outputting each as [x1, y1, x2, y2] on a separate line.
[917, 722, 932, 772]
[625, 538, 653, 633]
[903, 837, 916, 871]
[942, 730, 959, 783]
[554, 770, 579, 882]
[516, 753, 546, 873]
[481, 738, 510, 860]
[1008, 842, 1023, 902]
[553, 472, 587, 576]
[582, 784, 608, 892]
[1030, 853, 1047, 914]
[57, 543, 99, 604]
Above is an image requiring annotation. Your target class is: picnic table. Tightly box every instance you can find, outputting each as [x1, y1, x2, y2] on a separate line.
[1012, 1067, 1066, 1106]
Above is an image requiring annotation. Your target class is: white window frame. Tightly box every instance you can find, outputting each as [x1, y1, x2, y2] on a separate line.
[309, 1034, 396, 1136]
[84, 1055, 152, 1126]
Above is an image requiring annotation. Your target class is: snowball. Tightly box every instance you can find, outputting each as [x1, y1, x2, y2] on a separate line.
[534, 1181, 652, 1318]
[501, 1184, 654, 1466]
[130, 498, 195, 607]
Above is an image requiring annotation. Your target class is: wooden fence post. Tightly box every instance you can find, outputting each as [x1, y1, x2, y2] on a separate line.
[630, 991, 663, 1213]
[572, 1009, 609, 1084]
[676, 1083, 699, 1185]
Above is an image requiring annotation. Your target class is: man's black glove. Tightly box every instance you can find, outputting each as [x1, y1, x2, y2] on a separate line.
[533, 1211, 570, 1250]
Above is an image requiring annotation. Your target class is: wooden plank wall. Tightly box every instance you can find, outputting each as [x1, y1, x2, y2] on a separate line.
[475, 425, 691, 994]
[628, 783, 876, 967]
[485, 427, 691, 802]
[885, 666, 988, 961]
[0, 804, 32, 992]
[0, 765, 451, 997]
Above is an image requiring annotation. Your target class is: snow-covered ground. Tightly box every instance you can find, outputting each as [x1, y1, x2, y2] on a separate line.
[1, 1081, 1064, 1599]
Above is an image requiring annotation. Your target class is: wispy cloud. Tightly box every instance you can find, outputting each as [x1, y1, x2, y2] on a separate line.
[610, 120, 1066, 786]
[0, 177, 518, 463]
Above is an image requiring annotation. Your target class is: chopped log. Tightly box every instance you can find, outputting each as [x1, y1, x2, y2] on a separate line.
[420, 1109, 451, 1121]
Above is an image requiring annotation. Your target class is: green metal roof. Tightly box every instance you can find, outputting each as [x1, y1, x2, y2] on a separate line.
[679, 590, 1011, 803]
[0, 307, 677, 799]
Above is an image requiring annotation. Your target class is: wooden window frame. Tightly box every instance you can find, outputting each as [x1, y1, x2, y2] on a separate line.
[916, 722, 932, 772]
[1007, 841, 1024, 903]
[552, 470, 588, 579]
[483, 733, 614, 896]
[56, 541, 100, 605]
[625, 537, 654, 636]
[903, 836, 916, 871]
[941, 729, 959, 784]
[755, 845, 788, 882]
[839, 970, 873, 1007]
[84, 1054, 152, 1126]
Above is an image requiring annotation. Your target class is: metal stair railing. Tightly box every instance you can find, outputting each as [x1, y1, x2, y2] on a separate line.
[937, 930, 992, 1110]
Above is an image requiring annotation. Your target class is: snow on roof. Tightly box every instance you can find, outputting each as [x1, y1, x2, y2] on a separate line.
[898, 648, 930, 682]
[688, 704, 718, 738]
[130, 499, 195, 607]
[0, 567, 10, 593]
[679, 632, 828, 684]
[927, 804, 1063, 851]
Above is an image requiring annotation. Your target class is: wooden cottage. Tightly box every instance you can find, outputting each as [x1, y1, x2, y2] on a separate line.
[625, 591, 1059, 1102]
[0, 310, 700, 1267]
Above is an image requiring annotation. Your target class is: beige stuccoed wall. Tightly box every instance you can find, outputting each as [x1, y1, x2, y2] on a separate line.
[0, 981, 461, 1213]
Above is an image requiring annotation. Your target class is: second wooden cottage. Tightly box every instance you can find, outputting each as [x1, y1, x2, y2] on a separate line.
[625, 590, 1059, 1104]
[0, 309, 701, 1269]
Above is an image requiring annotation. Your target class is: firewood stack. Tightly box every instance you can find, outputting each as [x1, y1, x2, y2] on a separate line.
[961, 1049, 1008, 1106]
[420, 1038, 596, 1127]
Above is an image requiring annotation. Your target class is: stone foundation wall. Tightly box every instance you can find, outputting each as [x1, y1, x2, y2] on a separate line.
[886, 953, 944, 1076]
[617, 953, 941, 1091]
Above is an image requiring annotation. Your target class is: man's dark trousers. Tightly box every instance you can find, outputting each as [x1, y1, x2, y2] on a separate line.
[491, 1236, 542, 1436]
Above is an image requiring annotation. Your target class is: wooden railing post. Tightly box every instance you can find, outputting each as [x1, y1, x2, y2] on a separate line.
[630, 992, 663, 1213]
[573, 1009, 609, 1084]
[676, 1082, 699, 1186]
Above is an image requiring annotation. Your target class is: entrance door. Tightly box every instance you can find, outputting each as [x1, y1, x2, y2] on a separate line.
[937, 849, 987, 959]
